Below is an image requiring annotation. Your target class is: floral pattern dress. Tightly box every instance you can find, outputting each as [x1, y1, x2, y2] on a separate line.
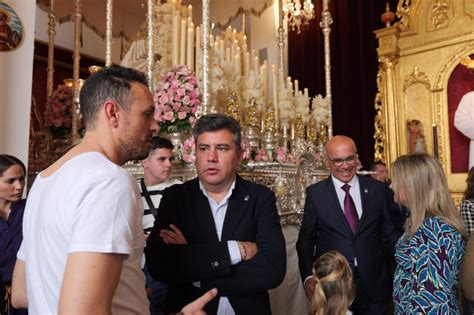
[393, 216, 465, 315]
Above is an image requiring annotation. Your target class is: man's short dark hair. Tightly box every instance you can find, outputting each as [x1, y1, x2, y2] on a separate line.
[370, 160, 386, 172]
[79, 65, 148, 130]
[147, 136, 174, 157]
[193, 113, 241, 150]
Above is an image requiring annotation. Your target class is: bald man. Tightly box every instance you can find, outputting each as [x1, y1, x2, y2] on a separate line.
[296, 135, 401, 314]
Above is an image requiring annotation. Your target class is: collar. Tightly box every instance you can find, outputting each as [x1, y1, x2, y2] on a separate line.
[199, 179, 236, 205]
[331, 174, 359, 190]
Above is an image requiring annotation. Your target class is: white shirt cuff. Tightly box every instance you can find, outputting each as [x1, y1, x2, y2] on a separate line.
[227, 240, 242, 265]
[303, 275, 313, 287]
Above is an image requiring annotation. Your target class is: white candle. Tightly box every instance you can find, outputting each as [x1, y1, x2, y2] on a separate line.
[220, 39, 225, 62]
[244, 52, 250, 77]
[172, 13, 179, 65]
[187, 4, 192, 21]
[294, 79, 299, 96]
[261, 62, 268, 104]
[195, 25, 201, 71]
[235, 54, 241, 76]
[187, 23, 194, 70]
[254, 56, 259, 74]
[180, 19, 186, 65]
[225, 47, 231, 62]
[231, 40, 237, 62]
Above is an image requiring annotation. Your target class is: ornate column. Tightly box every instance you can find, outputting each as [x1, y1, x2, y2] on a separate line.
[105, 0, 113, 67]
[71, 0, 82, 144]
[374, 25, 400, 165]
[47, 0, 56, 101]
[320, 0, 333, 137]
[199, 0, 210, 116]
[146, 0, 155, 87]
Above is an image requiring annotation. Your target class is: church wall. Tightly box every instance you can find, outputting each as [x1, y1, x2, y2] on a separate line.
[0, 0, 35, 173]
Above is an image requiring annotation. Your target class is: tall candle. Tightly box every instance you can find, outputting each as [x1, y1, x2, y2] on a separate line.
[225, 47, 231, 62]
[261, 61, 268, 104]
[220, 39, 225, 62]
[244, 52, 250, 77]
[187, 4, 192, 20]
[254, 56, 259, 74]
[187, 23, 194, 70]
[196, 26, 201, 61]
[180, 19, 186, 65]
[294, 79, 299, 96]
[235, 54, 241, 76]
[172, 13, 179, 65]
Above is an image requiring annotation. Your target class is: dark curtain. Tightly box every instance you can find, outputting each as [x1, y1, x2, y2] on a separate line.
[289, 0, 399, 169]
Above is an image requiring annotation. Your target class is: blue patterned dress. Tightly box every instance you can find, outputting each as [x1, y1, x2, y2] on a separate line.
[393, 216, 465, 315]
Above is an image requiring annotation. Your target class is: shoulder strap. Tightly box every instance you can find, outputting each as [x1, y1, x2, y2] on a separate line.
[140, 178, 158, 218]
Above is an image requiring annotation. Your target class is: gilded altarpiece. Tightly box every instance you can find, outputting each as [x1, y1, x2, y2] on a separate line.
[374, 0, 474, 203]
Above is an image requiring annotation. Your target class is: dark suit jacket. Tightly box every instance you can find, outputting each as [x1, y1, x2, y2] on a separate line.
[145, 175, 286, 314]
[296, 175, 401, 302]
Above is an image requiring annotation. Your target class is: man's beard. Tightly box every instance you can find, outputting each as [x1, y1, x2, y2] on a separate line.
[118, 136, 149, 162]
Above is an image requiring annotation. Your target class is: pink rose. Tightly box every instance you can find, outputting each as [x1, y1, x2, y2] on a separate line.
[163, 111, 174, 121]
[177, 88, 186, 97]
[277, 147, 287, 163]
[177, 111, 187, 120]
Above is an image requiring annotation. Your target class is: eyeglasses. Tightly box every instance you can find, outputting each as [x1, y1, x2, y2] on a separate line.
[327, 155, 358, 167]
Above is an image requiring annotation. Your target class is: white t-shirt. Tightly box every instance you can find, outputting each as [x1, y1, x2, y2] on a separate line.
[17, 152, 149, 314]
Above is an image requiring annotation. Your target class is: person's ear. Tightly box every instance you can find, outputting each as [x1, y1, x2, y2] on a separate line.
[104, 101, 119, 128]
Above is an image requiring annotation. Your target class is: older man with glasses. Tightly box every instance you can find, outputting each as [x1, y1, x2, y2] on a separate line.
[296, 135, 401, 315]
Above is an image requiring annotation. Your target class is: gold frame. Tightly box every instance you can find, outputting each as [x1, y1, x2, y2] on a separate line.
[374, 0, 474, 203]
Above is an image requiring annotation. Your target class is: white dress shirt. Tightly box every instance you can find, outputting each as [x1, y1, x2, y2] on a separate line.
[331, 175, 363, 220]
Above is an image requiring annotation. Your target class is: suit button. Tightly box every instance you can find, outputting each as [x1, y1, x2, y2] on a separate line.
[211, 261, 219, 267]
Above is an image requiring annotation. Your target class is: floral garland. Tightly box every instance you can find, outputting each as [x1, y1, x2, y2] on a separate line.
[154, 65, 201, 133]
[44, 85, 74, 136]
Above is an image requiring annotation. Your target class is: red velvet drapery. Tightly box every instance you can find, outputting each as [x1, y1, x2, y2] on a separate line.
[288, 0, 399, 169]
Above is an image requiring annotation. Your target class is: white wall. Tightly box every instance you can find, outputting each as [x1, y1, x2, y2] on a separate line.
[0, 0, 35, 168]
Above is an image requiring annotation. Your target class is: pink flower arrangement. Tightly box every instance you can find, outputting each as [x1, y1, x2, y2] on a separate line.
[154, 65, 201, 133]
[44, 85, 74, 136]
[182, 136, 196, 163]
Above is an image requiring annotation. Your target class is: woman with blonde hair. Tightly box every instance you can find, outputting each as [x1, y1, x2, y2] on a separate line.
[311, 251, 354, 315]
[391, 154, 466, 314]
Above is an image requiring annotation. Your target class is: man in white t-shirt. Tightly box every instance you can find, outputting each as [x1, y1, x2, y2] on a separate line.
[139, 136, 181, 313]
[10, 66, 216, 314]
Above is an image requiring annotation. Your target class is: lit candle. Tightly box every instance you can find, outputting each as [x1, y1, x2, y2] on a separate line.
[244, 52, 250, 77]
[433, 124, 438, 159]
[187, 23, 194, 70]
[187, 4, 192, 21]
[180, 19, 186, 65]
[254, 56, 259, 74]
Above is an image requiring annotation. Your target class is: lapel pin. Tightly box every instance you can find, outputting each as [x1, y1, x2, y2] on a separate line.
[244, 195, 249, 201]
[364, 188, 368, 193]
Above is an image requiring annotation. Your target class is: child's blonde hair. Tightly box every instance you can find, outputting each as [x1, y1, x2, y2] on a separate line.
[311, 251, 354, 315]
